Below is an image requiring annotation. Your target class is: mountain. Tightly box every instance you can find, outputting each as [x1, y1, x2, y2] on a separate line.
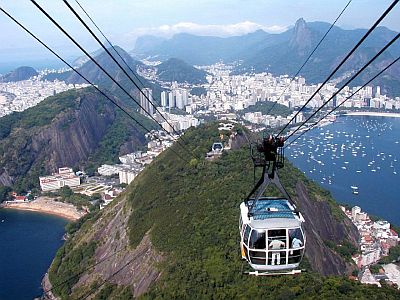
[133, 19, 400, 96]
[156, 58, 208, 84]
[44, 46, 163, 105]
[239, 19, 400, 92]
[0, 87, 152, 192]
[45, 122, 400, 299]
[133, 35, 166, 56]
[0, 66, 38, 82]
[132, 30, 272, 65]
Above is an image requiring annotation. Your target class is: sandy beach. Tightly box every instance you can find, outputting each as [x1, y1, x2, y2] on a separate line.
[345, 112, 400, 118]
[1, 196, 86, 221]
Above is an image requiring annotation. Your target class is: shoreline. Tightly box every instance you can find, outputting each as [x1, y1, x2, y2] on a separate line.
[1, 197, 86, 221]
[344, 112, 400, 118]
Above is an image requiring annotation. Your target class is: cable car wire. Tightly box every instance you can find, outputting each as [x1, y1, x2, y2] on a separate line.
[285, 32, 400, 140]
[265, 0, 353, 116]
[0, 6, 189, 164]
[276, 0, 399, 137]
[30, 0, 194, 158]
[65, 0, 189, 145]
[285, 55, 400, 148]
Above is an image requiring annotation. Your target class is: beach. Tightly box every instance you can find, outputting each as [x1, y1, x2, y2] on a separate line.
[345, 112, 400, 118]
[1, 196, 86, 221]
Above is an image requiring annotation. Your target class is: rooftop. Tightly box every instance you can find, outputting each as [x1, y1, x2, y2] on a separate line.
[240, 198, 303, 229]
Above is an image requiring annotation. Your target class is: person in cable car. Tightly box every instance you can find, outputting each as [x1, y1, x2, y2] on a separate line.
[240, 135, 306, 275]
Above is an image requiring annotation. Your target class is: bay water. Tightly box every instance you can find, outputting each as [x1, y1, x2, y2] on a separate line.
[287, 115, 400, 226]
[0, 209, 67, 300]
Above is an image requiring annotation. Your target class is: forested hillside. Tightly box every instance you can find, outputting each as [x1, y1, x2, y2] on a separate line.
[46, 122, 400, 299]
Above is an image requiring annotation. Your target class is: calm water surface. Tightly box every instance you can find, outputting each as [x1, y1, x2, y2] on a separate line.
[287, 115, 400, 225]
[0, 209, 66, 300]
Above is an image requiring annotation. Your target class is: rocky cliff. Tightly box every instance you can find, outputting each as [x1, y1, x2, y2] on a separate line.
[0, 87, 147, 190]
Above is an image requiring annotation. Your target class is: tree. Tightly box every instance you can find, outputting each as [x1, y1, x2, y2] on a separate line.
[59, 186, 73, 199]
[0, 186, 12, 203]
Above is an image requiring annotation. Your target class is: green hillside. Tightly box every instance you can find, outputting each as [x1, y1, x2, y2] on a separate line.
[239, 101, 293, 117]
[156, 58, 208, 84]
[47, 122, 400, 299]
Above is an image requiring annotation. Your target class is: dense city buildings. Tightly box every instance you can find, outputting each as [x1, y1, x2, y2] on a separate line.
[0, 72, 89, 117]
[341, 205, 400, 287]
[137, 62, 400, 133]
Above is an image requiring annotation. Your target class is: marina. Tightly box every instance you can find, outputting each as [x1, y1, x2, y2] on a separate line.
[287, 115, 400, 225]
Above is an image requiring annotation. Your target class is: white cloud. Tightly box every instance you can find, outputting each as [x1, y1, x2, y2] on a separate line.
[124, 21, 288, 42]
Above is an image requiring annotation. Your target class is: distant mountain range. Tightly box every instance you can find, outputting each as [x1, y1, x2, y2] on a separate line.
[0, 66, 38, 82]
[133, 19, 400, 96]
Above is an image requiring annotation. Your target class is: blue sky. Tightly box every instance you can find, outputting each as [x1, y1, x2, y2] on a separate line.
[0, 0, 399, 67]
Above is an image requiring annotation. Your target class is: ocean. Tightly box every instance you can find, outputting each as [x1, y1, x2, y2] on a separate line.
[0, 209, 67, 300]
[286, 115, 400, 226]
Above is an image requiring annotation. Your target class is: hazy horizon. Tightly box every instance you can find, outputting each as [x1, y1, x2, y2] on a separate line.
[0, 0, 399, 72]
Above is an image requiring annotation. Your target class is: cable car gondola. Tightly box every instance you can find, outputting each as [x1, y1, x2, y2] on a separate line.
[239, 135, 306, 276]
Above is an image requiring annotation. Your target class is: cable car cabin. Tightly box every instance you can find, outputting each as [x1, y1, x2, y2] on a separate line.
[211, 142, 223, 152]
[239, 197, 306, 275]
[206, 142, 224, 161]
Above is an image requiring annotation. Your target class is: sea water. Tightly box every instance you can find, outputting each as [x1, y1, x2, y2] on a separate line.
[0, 209, 67, 300]
[287, 115, 400, 225]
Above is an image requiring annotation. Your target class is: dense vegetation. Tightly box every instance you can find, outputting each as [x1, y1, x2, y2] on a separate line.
[0, 185, 12, 203]
[156, 58, 208, 84]
[190, 86, 207, 96]
[83, 110, 154, 176]
[239, 101, 293, 118]
[44, 186, 98, 211]
[47, 122, 399, 299]
[122, 122, 399, 299]
[0, 88, 80, 140]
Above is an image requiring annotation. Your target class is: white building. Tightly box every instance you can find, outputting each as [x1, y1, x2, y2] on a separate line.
[119, 168, 137, 185]
[39, 167, 80, 191]
[139, 88, 154, 116]
[161, 91, 168, 107]
[97, 164, 122, 176]
[168, 92, 175, 108]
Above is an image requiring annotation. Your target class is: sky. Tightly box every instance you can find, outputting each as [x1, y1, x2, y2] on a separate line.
[0, 0, 399, 70]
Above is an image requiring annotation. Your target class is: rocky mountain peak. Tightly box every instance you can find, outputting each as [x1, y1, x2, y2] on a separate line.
[290, 18, 313, 52]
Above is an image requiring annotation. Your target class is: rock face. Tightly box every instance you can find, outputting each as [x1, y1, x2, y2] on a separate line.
[0, 66, 38, 82]
[79, 198, 163, 298]
[33, 94, 115, 170]
[0, 88, 146, 187]
[47, 195, 163, 299]
[294, 181, 359, 275]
